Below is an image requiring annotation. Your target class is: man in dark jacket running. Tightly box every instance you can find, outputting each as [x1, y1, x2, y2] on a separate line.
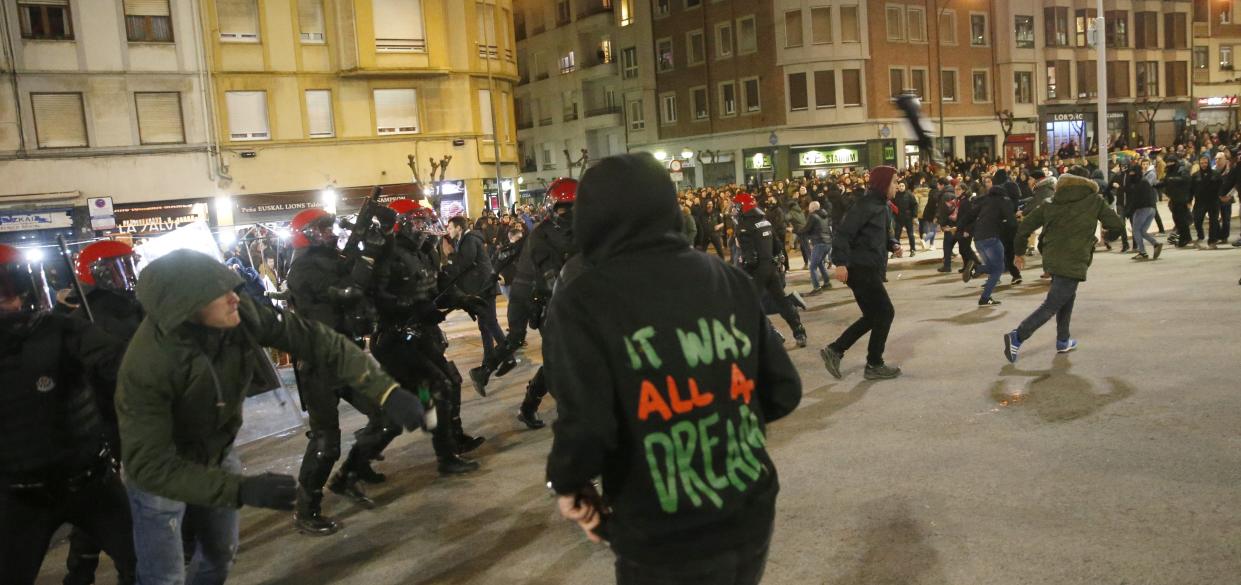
[545, 152, 801, 585]
[820, 166, 904, 381]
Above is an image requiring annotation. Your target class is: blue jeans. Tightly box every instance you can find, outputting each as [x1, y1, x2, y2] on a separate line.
[1131, 207, 1158, 254]
[921, 220, 938, 246]
[1016, 275, 1080, 342]
[809, 242, 830, 289]
[975, 237, 1005, 301]
[128, 452, 241, 585]
[476, 295, 507, 361]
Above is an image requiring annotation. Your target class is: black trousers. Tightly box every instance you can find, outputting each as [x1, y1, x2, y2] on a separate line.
[894, 217, 917, 250]
[1170, 200, 1193, 244]
[371, 328, 464, 459]
[697, 234, 726, 258]
[296, 369, 389, 496]
[1193, 201, 1222, 242]
[616, 544, 769, 585]
[831, 266, 894, 367]
[1001, 230, 1021, 279]
[0, 469, 136, 585]
[749, 264, 801, 333]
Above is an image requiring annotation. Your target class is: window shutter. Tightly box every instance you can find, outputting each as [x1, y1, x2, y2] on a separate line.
[218, 0, 259, 38]
[32, 93, 87, 148]
[478, 89, 494, 138]
[305, 90, 334, 137]
[814, 70, 836, 107]
[299, 0, 325, 40]
[374, 0, 426, 51]
[124, 0, 170, 16]
[788, 73, 807, 110]
[374, 89, 419, 134]
[135, 92, 184, 144]
[225, 91, 269, 140]
[22, 0, 69, 5]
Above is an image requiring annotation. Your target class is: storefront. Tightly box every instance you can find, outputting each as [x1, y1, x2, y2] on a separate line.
[1193, 96, 1236, 132]
[481, 178, 518, 212]
[742, 148, 776, 184]
[1003, 134, 1037, 162]
[0, 207, 77, 247]
[108, 198, 215, 238]
[1040, 107, 1132, 156]
[789, 143, 867, 178]
[699, 152, 736, 186]
[964, 135, 997, 160]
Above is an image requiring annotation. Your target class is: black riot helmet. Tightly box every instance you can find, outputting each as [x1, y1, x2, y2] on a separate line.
[0, 244, 55, 328]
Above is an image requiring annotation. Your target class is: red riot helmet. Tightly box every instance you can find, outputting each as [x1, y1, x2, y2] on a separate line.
[76, 240, 139, 291]
[0, 244, 54, 323]
[733, 192, 758, 214]
[547, 178, 578, 207]
[290, 208, 337, 249]
[389, 198, 440, 235]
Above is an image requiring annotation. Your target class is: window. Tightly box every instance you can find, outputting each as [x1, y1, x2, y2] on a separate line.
[374, 88, 419, 134]
[1014, 15, 1033, 48]
[940, 70, 957, 102]
[742, 77, 760, 112]
[1194, 46, 1208, 70]
[305, 90, 334, 138]
[500, 8, 513, 60]
[886, 6, 905, 41]
[788, 72, 808, 111]
[687, 30, 705, 65]
[691, 86, 709, 120]
[18, 0, 72, 40]
[618, 0, 633, 26]
[627, 99, 645, 130]
[1134, 12, 1158, 49]
[1074, 9, 1096, 48]
[1136, 61, 1158, 97]
[559, 51, 576, 74]
[562, 90, 577, 119]
[715, 22, 733, 58]
[939, 10, 956, 45]
[889, 68, 905, 98]
[971, 70, 989, 101]
[1194, 0, 1207, 23]
[910, 68, 926, 98]
[1107, 61, 1130, 98]
[298, 0, 325, 43]
[970, 13, 987, 46]
[477, 2, 498, 58]
[31, 93, 86, 148]
[621, 47, 638, 78]
[685, 0, 701, 8]
[541, 143, 554, 169]
[1222, 46, 1234, 70]
[786, 10, 803, 48]
[125, 0, 173, 43]
[656, 38, 673, 72]
[555, 0, 569, 25]
[1075, 61, 1097, 98]
[655, 0, 669, 17]
[218, 0, 259, 42]
[1166, 61, 1188, 96]
[1105, 11, 1128, 48]
[135, 92, 184, 144]
[1165, 13, 1187, 49]
[500, 90, 510, 140]
[840, 6, 859, 43]
[660, 92, 677, 124]
[1045, 7, 1068, 47]
[598, 38, 612, 64]
[842, 69, 861, 106]
[737, 16, 757, 53]
[719, 81, 737, 116]
[374, 0, 426, 52]
[814, 70, 836, 108]
[811, 7, 831, 44]
[1047, 60, 1069, 99]
[478, 89, 495, 139]
[1014, 72, 1032, 104]
[225, 91, 269, 141]
[907, 7, 926, 43]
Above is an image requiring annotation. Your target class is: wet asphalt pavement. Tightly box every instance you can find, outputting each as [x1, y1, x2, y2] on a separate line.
[36, 234, 1241, 585]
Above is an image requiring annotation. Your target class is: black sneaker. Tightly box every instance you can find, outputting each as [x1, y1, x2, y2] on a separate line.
[794, 328, 808, 349]
[1131, 252, 1149, 260]
[863, 364, 902, 380]
[468, 366, 489, 397]
[978, 298, 1001, 306]
[494, 357, 519, 377]
[455, 434, 486, 455]
[516, 408, 546, 430]
[962, 259, 977, 282]
[1010, 277, 1023, 285]
[1152, 243, 1163, 260]
[820, 346, 843, 380]
[294, 510, 340, 536]
[328, 473, 375, 509]
[937, 266, 951, 273]
[437, 454, 480, 475]
[354, 462, 386, 485]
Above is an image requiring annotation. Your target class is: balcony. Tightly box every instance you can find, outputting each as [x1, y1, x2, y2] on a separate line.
[539, 117, 554, 126]
[577, 0, 614, 18]
[586, 105, 620, 117]
[564, 111, 580, 122]
[578, 60, 617, 80]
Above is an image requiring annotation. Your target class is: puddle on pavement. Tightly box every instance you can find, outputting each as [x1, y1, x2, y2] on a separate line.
[986, 358, 1135, 423]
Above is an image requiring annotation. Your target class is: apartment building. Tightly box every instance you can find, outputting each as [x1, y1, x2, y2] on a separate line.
[1191, 0, 1241, 130]
[206, 0, 519, 223]
[0, 0, 215, 245]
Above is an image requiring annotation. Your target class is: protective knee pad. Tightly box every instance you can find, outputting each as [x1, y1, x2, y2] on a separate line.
[307, 429, 342, 462]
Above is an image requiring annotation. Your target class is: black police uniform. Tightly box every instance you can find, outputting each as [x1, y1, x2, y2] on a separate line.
[287, 245, 392, 527]
[371, 232, 481, 474]
[63, 288, 143, 584]
[0, 314, 136, 585]
[735, 208, 806, 343]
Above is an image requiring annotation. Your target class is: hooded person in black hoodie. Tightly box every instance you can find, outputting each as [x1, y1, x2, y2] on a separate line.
[545, 153, 802, 585]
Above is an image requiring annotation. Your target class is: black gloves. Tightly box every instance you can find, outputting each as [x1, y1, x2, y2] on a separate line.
[383, 388, 427, 431]
[238, 473, 297, 510]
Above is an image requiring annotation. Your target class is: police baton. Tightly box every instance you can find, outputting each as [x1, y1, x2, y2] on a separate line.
[56, 234, 95, 322]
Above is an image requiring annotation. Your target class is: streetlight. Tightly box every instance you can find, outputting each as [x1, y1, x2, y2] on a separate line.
[680, 149, 694, 160]
[320, 188, 338, 214]
[653, 150, 667, 161]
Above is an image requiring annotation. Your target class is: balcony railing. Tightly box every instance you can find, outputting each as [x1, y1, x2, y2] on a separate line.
[585, 105, 621, 117]
[536, 72, 550, 81]
[577, 0, 614, 18]
[563, 111, 579, 122]
[477, 44, 499, 59]
[539, 117, 554, 126]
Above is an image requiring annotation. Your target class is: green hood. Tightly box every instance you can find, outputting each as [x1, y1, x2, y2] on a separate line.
[136, 250, 242, 334]
[1051, 173, 1099, 204]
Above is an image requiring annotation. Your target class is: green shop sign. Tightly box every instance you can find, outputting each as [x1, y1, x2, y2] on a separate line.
[798, 147, 860, 167]
[745, 152, 773, 170]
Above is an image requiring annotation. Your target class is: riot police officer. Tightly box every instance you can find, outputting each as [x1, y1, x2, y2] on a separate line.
[63, 240, 145, 584]
[0, 244, 137, 585]
[468, 178, 578, 429]
[286, 208, 396, 534]
[734, 192, 808, 348]
[370, 199, 483, 475]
